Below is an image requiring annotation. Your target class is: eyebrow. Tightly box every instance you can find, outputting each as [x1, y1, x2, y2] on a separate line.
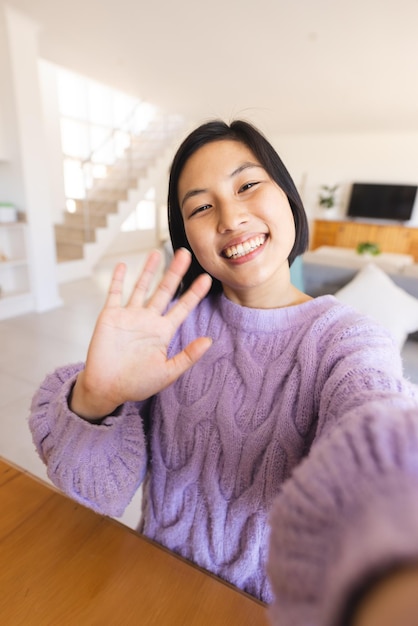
[180, 161, 263, 209]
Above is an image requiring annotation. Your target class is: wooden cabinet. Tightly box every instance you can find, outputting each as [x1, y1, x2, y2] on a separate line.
[310, 220, 341, 247]
[408, 229, 418, 261]
[311, 219, 418, 261]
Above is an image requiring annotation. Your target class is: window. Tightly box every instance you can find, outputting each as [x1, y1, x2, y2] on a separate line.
[56, 67, 155, 203]
[121, 188, 156, 232]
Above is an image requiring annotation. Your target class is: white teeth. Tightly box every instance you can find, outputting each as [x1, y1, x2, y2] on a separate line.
[224, 235, 266, 259]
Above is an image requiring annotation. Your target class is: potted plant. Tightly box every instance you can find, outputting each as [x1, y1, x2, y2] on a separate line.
[356, 241, 381, 256]
[318, 184, 339, 210]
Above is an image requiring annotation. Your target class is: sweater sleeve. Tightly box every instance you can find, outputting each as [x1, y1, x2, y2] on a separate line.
[29, 363, 149, 517]
[267, 400, 418, 626]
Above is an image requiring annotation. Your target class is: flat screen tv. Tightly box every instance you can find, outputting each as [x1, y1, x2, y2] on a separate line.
[346, 183, 417, 222]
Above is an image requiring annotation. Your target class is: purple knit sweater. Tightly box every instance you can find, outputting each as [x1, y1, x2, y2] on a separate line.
[29, 294, 418, 623]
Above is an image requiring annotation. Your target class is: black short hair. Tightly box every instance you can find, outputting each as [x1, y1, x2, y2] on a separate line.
[168, 119, 309, 296]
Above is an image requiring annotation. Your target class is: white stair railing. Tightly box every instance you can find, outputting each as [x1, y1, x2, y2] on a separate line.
[56, 107, 184, 264]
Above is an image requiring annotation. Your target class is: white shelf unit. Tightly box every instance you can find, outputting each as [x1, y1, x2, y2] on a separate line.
[0, 221, 34, 320]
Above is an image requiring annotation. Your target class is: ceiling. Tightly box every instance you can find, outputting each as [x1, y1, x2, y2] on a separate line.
[3, 0, 418, 134]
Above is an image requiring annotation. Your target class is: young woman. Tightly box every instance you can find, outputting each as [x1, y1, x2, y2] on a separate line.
[29, 120, 418, 625]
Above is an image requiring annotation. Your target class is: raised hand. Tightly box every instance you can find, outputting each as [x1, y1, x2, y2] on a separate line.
[70, 248, 212, 421]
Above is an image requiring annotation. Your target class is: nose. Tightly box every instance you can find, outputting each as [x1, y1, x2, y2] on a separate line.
[216, 199, 248, 233]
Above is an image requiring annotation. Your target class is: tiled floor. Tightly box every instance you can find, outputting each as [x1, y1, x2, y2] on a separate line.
[0, 250, 161, 529]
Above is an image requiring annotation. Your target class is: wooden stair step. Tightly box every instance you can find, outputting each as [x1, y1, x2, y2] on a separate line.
[56, 241, 84, 261]
[105, 165, 146, 178]
[88, 189, 127, 202]
[63, 212, 108, 228]
[93, 177, 138, 190]
[72, 199, 119, 214]
[55, 224, 96, 244]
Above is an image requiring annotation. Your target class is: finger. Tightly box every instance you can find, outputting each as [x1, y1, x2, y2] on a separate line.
[165, 272, 213, 331]
[127, 250, 163, 307]
[104, 263, 127, 308]
[164, 336, 213, 386]
[146, 248, 193, 313]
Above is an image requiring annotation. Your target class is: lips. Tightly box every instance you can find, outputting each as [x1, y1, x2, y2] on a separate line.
[222, 234, 267, 259]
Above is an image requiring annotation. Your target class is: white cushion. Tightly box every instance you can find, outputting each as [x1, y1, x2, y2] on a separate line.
[334, 263, 418, 349]
[401, 264, 418, 278]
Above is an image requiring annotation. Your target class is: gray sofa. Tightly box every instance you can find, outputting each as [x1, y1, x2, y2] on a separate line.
[303, 260, 418, 300]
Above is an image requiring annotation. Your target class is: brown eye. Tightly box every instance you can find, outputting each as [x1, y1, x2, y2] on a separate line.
[239, 182, 259, 193]
[190, 204, 211, 217]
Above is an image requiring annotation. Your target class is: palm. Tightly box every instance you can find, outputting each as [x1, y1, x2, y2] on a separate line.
[73, 249, 212, 419]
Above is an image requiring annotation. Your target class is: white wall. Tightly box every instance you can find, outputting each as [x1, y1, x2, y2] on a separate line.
[38, 60, 67, 224]
[104, 229, 159, 257]
[0, 8, 25, 208]
[271, 131, 418, 225]
[4, 5, 61, 312]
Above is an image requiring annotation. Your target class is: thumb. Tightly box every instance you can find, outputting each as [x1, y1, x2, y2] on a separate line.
[166, 337, 213, 384]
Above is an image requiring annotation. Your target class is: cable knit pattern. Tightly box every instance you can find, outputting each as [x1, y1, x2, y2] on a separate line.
[29, 294, 418, 610]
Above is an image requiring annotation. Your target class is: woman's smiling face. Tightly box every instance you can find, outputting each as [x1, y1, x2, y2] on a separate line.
[178, 139, 297, 308]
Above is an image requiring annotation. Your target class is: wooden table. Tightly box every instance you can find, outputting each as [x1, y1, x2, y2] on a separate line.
[0, 458, 269, 625]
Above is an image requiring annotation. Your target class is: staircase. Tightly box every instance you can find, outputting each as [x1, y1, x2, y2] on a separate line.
[55, 114, 185, 283]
